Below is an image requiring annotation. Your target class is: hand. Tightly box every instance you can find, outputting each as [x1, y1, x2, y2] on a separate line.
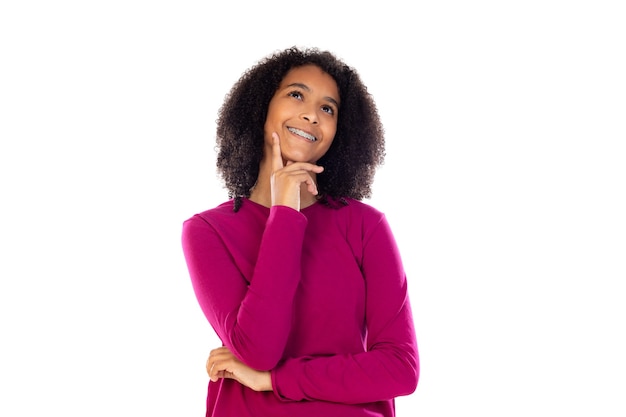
[270, 132, 324, 211]
[206, 346, 272, 392]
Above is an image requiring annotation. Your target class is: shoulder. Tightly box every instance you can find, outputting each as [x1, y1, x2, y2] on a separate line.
[319, 197, 387, 239]
[187, 200, 236, 222]
[331, 197, 386, 224]
[183, 200, 235, 228]
[182, 199, 270, 240]
[182, 200, 265, 237]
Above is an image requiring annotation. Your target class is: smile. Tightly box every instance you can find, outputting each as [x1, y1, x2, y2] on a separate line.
[288, 127, 317, 142]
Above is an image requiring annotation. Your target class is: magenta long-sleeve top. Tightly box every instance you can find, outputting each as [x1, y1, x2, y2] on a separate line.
[181, 198, 419, 417]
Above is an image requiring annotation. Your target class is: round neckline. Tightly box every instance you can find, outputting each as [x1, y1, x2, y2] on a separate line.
[243, 197, 320, 212]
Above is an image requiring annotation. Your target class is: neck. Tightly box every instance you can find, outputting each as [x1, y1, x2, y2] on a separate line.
[248, 184, 319, 209]
[249, 158, 319, 209]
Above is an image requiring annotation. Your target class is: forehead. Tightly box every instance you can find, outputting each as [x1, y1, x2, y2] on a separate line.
[280, 65, 339, 98]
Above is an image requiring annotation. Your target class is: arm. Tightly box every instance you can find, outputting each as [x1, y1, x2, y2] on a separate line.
[271, 214, 419, 403]
[182, 133, 322, 371]
[181, 205, 307, 370]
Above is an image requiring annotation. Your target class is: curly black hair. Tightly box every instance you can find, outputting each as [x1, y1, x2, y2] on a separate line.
[215, 46, 385, 212]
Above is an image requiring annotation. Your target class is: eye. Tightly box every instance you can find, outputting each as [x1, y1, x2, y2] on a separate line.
[321, 105, 335, 115]
[288, 90, 303, 100]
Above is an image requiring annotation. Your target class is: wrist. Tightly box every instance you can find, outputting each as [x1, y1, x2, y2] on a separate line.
[256, 371, 273, 392]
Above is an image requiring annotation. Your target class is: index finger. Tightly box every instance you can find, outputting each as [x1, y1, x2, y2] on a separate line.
[271, 132, 284, 172]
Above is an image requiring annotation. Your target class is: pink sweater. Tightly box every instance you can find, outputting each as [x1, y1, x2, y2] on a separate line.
[181, 198, 419, 417]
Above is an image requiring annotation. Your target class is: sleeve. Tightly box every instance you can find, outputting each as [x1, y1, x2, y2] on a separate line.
[181, 206, 308, 370]
[271, 214, 419, 403]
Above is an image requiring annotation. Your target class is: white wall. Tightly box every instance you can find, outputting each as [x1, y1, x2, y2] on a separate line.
[1, 1, 625, 415]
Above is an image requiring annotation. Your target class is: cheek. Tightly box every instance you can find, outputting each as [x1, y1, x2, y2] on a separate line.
[264, 100, 282, 127]
[263, 108, 281, 135]
[326, 126, 337, 144]
[322, 136, 336, 154]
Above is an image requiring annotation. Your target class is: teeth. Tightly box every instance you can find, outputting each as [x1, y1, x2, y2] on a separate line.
[288, 127, 316, 142]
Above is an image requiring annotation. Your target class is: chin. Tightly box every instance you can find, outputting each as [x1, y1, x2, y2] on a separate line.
[282, 150, 314, 164]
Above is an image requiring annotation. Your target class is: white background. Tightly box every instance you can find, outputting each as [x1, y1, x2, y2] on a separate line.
[1, 1, 625, 416]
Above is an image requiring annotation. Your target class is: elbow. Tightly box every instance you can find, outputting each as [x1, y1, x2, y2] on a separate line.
[395, 346, 420, 396]
[406, 364, 419, 394]
[229, 338, 284, 371]
[394, 360, 419, 397]
[405, 352, 420, 394]
[406, 349, 420, 394]
[244, 352, 282, 372]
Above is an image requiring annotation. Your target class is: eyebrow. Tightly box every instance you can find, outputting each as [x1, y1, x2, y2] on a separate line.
[285, 82, 340, 108]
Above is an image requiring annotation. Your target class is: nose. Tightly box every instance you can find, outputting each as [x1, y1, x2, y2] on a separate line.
[300, 107, 319, 124]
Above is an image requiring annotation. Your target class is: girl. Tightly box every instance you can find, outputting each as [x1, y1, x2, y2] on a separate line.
[181, 46, 419, 416]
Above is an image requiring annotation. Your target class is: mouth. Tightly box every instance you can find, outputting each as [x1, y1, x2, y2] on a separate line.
[288, 127, 317, 142]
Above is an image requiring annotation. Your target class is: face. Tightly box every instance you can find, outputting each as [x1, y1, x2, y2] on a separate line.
[264, 64, 340, 164]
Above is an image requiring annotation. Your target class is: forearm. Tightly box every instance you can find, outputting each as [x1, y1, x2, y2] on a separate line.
[271, 304, 419, 403]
